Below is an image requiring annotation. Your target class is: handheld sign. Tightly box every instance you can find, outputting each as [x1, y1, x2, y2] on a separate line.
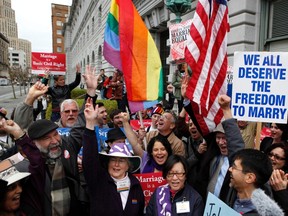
[133, 172, 167, 207]
[95, 126, 133, 153]
[31, 52, 66, 75]
[169, 19, 193, 61]
[57, 128, 71, 137]
[204, 192, 241, 216]
[232, 52, 288, 123]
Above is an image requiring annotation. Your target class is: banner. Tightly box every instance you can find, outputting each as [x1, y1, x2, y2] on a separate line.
[130, 119, 152, 131]
[31, 52, 66, 75]
[232, 52, 288, 123]
[133, 172, 167, 207]
[169, 19, 193, 61]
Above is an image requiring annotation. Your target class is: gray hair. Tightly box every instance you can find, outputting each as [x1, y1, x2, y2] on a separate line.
[60, 99, 79, 112]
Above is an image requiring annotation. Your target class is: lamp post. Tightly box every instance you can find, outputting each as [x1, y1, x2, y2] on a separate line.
[165, 0, 192, 23]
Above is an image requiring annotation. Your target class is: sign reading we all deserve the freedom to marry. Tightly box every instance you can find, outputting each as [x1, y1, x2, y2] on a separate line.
[231, 52, 288, 123]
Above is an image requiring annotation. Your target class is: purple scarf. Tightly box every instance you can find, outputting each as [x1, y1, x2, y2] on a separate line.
[156, 184, 171, 216]
[142, 157, 163, 173]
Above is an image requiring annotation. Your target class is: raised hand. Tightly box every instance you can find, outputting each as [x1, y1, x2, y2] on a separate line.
[84, 97, 98, 129]
[76, 64, 81, 73]
[218, 95, 231, 110]
[0, 119, 24, 139]
[218, 94, 232, 119]
[181, 74, 189, 99]
[119, 112, 129, 123]
[25, 81, 49, 106]
[270, 169, 288, 191]
[82, 65, 99, 96]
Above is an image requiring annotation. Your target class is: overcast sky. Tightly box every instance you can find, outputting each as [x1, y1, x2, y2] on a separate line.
[11, 0, 72, 53]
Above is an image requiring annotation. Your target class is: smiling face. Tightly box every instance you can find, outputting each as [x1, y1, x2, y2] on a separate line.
[34, 130, 62, 159]
[112, 113, 123, 128]
[268, 147, 286, 170]
[166, 162, 186, 191]
[228, 159, 247, 190]
[270, 123, 283, 142]
[151, 113, 161, 128]
[97, 106, 108, 127]
[157, 112, 175, 134]
[152, 141, 169, 166]
[216, 132, 227, 155]
[2, 182, 22, 212]
[188, 119, 201, 140]
[108, 157, 129, 179]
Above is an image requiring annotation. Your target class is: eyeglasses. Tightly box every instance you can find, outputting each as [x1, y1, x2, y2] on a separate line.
[230, 164, 243, 172]
[167, 172, 185, 178]
[63, 109, 78, 114]
[268, 152, 286, 161]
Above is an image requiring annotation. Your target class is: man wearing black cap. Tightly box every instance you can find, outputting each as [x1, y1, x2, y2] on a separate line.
[0, 66, 99, 216]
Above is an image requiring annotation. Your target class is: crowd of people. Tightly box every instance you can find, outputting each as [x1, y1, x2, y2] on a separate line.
[0, 64, 287, 216]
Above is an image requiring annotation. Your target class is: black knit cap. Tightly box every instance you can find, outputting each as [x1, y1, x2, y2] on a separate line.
[28, 119, 59, 140]
[106, 128, 126, 143]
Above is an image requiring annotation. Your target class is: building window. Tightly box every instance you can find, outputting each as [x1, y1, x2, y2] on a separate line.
[57, 38, 62, 44]
[87, 26, 90, 40]
[98, 6, 102, 28]
[268, 0, 288, 39]
[92, 17, 95, 35]
[263, 0, 288, 51]
[57, 47, 62, 52]
[57, 30, 62, 35]
[56, 20, 62, 26]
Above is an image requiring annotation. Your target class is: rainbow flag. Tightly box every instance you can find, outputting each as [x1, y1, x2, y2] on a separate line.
[103, 0, 163, 113]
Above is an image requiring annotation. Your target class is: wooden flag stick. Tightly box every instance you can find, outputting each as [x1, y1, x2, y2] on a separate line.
[254, 122, 262, 150]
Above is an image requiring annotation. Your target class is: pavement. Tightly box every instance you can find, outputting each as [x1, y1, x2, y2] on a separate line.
[0, 89, 28, 119]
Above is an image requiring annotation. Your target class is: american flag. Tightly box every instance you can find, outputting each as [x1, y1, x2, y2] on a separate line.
[184, 0, 229, 136]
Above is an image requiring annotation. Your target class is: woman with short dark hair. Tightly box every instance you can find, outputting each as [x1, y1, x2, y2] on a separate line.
[146, 155, 204, 216]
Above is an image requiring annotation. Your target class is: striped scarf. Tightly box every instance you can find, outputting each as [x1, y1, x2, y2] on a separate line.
[48, 159, 70, 215]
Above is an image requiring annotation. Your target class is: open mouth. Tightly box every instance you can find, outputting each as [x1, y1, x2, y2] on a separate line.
[49, 145, 60, 152]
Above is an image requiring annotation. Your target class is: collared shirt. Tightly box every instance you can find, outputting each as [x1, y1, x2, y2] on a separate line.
[233, 198, 256, 214]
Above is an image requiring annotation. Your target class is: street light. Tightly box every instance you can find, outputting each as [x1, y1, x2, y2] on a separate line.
[165, 0, 192, 23]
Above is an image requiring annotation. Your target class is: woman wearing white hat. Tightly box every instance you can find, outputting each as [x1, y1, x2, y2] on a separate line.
[82, 98, 144, 216]
[0, 162, 31, 215]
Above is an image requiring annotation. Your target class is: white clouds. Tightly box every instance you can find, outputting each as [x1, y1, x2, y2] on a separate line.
[11, 0, 72, 52]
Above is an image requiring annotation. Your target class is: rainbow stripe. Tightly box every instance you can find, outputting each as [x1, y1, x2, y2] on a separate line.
[104, 0, 163, 113]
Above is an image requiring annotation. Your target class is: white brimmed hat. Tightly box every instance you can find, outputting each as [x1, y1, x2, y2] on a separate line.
[0, 166, 30, 186]
[99, 143, 141, 173]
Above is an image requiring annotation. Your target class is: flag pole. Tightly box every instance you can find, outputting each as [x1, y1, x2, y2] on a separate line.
[138, 111, 147, 151]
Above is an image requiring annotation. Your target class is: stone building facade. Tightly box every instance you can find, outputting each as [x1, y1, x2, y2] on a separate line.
[63, 0, 288, 86]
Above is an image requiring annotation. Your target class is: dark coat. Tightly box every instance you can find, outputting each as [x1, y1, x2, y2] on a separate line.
[47, 73, 81, 112]
[16, 120, 85, 216]
[146, 183, 204, 216]
[82, 129, 145, 216]
[185, 102, 245, 202]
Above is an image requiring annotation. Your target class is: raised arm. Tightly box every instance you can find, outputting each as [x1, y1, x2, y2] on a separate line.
[14, 81, 48, 130]
[120, 112, 145, 158]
